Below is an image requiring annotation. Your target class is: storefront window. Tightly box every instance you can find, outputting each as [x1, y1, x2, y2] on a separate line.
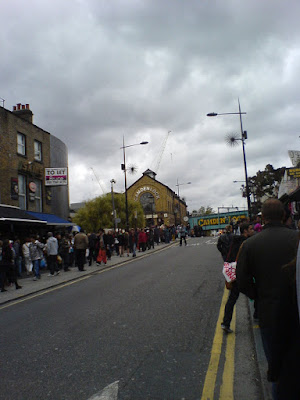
[34, 180, 42, 212]
[18, 175, 26, 210]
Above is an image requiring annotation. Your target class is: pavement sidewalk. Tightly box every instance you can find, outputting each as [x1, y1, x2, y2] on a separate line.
[248, 300, 273, 400]
[0, 242, 174, 306]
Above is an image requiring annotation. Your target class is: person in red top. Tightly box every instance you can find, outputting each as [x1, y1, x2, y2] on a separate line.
[138, 229, 147, 252]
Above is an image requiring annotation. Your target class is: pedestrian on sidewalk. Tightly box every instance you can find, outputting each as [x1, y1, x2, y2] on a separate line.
[59, 233, 71, 271]
[96, 229, 107, 265]
[220, 222, 254, 333]
[13, 238, 22, 277]
[154, 226, 160, 245]
[74, 229, 88, 271]
[1, 239, 21, 291]
[88, 232, 97, 266]
[237, 199, 299, 400]
[106, 230, 114, 260]
[46, 232, 60, 276]
[22, 238, 33, 276]
[138, 229, 147, 252]
[30, 235, 45, 280]
[123, 230, 130, 257]
[217, 225, 233, 261]
[129, 228, 137, 257]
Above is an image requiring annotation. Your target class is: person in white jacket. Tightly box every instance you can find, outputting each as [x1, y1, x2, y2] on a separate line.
[22, 238, 32, 275]
[46, 232, 59, 276]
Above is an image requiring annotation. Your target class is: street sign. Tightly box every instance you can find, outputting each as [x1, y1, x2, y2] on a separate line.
[115, 218, 121, 223]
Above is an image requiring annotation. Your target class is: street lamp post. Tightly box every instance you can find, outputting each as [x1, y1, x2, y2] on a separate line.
[110, 179, 116, 230]
[175, 179, 191, 225]
[207, 100, 251, 219]
[121, 137, 148, 231]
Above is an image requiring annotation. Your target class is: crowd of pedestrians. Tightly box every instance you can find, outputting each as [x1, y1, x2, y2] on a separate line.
[217, 199, 300, 400]
[0, 224, 188, 292]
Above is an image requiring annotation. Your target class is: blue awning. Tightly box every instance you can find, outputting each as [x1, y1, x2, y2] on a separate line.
[26, 211, 73, 226]
[0, 205, 47, 224]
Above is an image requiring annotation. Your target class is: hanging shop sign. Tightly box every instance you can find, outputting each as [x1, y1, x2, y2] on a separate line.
[28, 181, 36, 202]
[45, 168, 68, 186]
[134, 186, 160, 201]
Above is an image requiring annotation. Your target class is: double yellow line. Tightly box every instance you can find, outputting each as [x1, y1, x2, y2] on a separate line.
[201, 287, 236, 400]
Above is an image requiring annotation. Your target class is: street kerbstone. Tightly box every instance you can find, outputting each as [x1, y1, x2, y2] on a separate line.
[0, 242, 175, 306]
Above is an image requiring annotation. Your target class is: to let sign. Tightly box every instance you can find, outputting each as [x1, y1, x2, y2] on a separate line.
[45, 168, 68, 186]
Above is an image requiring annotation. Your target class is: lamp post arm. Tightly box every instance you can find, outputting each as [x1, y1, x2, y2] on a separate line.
[207, 112, 247, 116]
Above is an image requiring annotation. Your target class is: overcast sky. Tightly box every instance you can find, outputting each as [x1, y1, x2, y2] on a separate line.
[2, 0, 300, 213]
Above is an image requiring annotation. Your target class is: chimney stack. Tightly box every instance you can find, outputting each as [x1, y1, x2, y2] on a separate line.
[12, 103, 33, 123]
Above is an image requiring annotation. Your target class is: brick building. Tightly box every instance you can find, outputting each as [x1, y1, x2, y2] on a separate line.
[127, 169, 188, 226]
[0, 103, 69, 221]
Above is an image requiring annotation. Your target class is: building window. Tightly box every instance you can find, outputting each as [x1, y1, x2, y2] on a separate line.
[140, 193, 155, 214]
[18, 175, 26, 210]
[17, 133, 26, 156]
[34, 140, 42, 161]
[34, 180, 42, 212]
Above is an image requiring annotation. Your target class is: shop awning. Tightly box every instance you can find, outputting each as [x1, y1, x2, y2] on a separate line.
[0, 205, 47, 224]
[26, 211, 73, 226]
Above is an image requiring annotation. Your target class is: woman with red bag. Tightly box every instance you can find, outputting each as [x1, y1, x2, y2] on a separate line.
[96, 229, 107, 265]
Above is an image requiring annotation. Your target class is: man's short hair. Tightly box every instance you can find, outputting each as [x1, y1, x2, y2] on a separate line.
[240, 222, 251, 235]
[225, 225, 232, 233]
[262, 199, 284, 222]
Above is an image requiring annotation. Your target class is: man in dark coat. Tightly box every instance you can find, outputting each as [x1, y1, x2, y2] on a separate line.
[237, 199, 298, 399]
[217, 225, 233, 261]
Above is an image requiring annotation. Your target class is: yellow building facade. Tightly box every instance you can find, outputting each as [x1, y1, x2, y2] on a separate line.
[127, 169, 188, 226]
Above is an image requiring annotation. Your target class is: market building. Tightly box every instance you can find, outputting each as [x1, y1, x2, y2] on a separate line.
[126, 169, 188, 226]
[0, 103, 71, 237]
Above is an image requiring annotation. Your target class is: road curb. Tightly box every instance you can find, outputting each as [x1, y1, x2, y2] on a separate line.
[0, 241, 176, 307]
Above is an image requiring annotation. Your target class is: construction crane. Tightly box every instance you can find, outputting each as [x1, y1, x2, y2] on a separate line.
[152, 130, 171, 173]
[90, 167, 106, 194]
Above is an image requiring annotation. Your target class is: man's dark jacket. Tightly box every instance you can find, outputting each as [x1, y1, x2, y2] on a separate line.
[236, 222, 298, 328]
[217, 232, 233, 261]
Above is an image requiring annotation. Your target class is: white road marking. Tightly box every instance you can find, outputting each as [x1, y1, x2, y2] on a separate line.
[87, 381, 119, 400]
[185, 240, 217, 246]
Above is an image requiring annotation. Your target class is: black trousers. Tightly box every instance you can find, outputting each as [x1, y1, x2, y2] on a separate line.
[48, 255, 59, 275]
[0, 267, 7, 290]
[180, 235, 187, 245]
[76, 249, 86, 271]
[222, 281, 239, 327]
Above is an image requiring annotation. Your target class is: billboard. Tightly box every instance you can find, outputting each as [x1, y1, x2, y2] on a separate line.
[45, 168, 68, 186]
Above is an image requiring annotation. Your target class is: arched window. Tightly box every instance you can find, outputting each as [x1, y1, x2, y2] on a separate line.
[140, 193, 155, 214]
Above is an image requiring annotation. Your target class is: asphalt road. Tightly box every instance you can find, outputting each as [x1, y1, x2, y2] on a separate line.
[0, 238, 263, 400]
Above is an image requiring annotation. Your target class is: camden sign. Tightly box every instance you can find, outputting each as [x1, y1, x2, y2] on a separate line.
[134, 186, 160, 201]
